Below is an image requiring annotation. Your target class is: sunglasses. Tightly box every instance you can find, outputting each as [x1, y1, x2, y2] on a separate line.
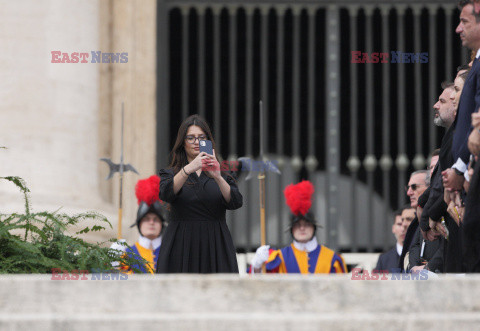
[405, 183, 425, 192]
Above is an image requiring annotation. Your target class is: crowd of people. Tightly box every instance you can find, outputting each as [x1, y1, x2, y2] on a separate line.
[375, 0, 480, 274]
[112, 0, 480, 276]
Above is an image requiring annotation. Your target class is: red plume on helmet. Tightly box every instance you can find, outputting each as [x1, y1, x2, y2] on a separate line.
[284, 180, 314, 216]
[132, 175, 168, 235]
[135, 175, 161, 206]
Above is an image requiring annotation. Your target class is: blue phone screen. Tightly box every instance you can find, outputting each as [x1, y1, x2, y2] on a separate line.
[199, 140, 213, 155]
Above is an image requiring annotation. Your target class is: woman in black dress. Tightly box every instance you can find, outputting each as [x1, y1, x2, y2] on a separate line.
[156, 114, 243, 273]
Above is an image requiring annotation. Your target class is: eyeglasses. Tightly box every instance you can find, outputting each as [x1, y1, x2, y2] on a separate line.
[185, 135, 207, 144]
[404, 183, 425, 192]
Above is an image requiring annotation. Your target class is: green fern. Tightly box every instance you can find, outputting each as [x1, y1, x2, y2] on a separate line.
[0, 174, 148, 274]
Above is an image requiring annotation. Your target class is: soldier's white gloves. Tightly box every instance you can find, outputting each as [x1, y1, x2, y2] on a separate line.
[251, 245, 270, 269]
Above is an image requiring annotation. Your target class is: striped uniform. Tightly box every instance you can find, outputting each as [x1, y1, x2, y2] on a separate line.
[264, 244, 347, 274]
[124, 243, 161, 274]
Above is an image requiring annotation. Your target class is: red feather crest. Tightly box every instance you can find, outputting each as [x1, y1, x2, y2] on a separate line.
[284, 180, 314, 216]
[135, 175, 161, 206]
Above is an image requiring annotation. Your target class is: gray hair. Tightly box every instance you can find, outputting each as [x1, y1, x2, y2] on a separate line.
[410, 169, 429, 186]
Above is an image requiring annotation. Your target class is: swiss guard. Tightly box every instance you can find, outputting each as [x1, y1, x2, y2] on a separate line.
[249, 180, 347, 274]
[111, 175, 169, 273]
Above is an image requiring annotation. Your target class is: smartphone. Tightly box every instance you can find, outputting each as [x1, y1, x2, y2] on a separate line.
[199, 139, 213, 155]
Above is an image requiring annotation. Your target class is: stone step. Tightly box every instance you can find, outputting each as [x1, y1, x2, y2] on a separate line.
[2, 312, 480, 331]
[1, 274, 479, 330]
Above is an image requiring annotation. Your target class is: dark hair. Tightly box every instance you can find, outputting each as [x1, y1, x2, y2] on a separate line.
[458, 0, 480, 22]
[459, 69, 470, 81]
[400, 203, 414, 213]
[393, 210, 402, 223]
[431, 148, 440, 157]
[168, 114, 236, 183]
[457, 64, 470, 72]
[169, 114, 219, 174]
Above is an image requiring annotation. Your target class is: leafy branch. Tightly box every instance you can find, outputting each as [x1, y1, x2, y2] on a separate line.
[0, 174, 146, 274]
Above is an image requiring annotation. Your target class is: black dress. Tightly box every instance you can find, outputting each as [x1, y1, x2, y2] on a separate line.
[156, 168, 243, 273]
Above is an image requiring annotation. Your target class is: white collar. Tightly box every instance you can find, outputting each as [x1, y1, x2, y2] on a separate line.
[138, 235, 162, 250]
[293, 237, 319, 253]
[476, 49, 480, 59]
[396, 242, 403, 256]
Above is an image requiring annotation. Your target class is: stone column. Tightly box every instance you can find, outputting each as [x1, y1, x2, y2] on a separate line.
[0, 0, 158, 245]
[100, 0, 158, 244]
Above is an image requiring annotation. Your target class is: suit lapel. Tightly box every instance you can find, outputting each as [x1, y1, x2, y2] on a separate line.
[464, 58, 478, 86]
[455, 59, 479, 128]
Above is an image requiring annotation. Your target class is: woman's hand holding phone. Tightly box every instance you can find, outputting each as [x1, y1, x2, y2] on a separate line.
[186, 152, 209, 174]
[205, 149, 221, 179]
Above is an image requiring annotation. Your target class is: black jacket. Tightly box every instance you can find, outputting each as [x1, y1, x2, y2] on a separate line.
[408, 228, 443, 273]
[419, 124, 454, 232]
[452, 59, 480, 166]
[398, 218, 418, 271]
[375, 247, 400, 273]
[463, 159, 480, 272]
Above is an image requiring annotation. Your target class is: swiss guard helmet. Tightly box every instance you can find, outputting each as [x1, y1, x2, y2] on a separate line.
[284, 180, 322, 238]
[131, 175, 169, 236]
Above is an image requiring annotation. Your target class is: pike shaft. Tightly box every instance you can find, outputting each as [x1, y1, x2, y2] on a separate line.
[259, 100, 266, 273]
[118, 102, 125, 239]
[118, 172, 123, 239]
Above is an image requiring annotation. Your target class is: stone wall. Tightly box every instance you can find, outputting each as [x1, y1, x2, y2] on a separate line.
[1, 274, 480, 330]
[1, 0, 158, 244]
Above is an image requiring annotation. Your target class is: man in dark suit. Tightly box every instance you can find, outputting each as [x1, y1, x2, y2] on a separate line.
[463, 156, 480, 272]
[439, 0, 480, 272]
[409, 150, 444, 273]
[419, 82, 457, 238]
[413, 67, 470, 274]
[443, 0, 480, 193]
[397, 170, 430, 271]
[375, 210, 405, 272]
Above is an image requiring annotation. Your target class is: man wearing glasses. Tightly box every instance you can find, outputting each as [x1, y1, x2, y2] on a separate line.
[408, 150, 445, 273]
[406, 171, 429, 209]
[398, 170, 429, 271]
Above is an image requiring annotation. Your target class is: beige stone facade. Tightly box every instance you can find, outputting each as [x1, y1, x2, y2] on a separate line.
[2, 274, 480, 329]
[1, 0, 158, 245]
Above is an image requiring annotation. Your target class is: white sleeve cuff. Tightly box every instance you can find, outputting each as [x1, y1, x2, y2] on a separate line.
[452, 158, 467, 174]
